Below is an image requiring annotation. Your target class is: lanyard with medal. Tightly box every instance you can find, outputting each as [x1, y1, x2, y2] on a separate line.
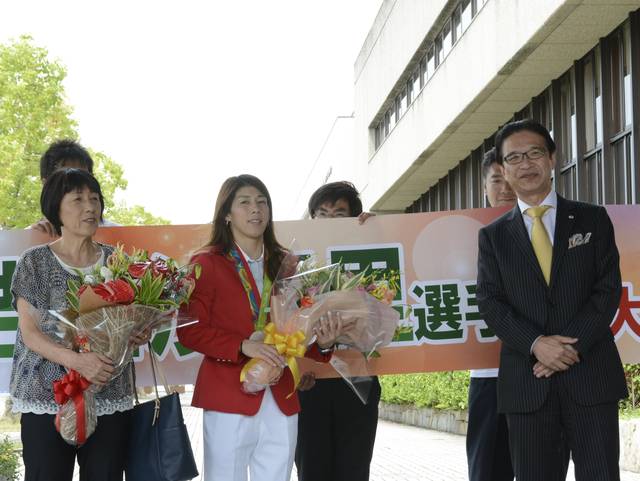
[228, 245, 272, 332]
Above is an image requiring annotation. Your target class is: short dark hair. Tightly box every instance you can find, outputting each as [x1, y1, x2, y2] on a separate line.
[308, 181, 363, 218]
[481, 147, 498, 181]
[40, 140, 94, 180]
[494, 119, 556, 163]
[41, 169, 104, 236]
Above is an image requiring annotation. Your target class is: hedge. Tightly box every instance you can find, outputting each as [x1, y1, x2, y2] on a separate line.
[379, 371, 470, 410]
[380, 364, 639, 414]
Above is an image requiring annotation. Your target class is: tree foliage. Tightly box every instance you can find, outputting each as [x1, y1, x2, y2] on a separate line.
[0, 36, 168, 228]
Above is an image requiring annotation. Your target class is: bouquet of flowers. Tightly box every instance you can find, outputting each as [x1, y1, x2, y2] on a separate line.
[317, 261, 400, 353]
[49, 245, 200, 445]
[240, 255, 400, 395]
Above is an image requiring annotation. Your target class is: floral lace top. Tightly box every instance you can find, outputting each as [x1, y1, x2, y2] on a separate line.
[9, 244, 134, 416]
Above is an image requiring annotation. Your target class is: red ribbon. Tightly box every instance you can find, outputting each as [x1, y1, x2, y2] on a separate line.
[53, 370, 91, 444]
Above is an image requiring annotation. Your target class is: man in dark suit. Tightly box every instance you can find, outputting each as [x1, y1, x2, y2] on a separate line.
[476, 119, 628, 481]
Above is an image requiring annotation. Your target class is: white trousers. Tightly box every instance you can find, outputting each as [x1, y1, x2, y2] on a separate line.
[202, 389, 298, 481]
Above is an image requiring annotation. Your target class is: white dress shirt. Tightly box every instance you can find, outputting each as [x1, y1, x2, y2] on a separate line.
[236, 243, 265, 294]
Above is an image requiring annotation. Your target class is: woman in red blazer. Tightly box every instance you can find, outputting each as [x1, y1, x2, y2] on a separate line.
[179, 175, 339, 481]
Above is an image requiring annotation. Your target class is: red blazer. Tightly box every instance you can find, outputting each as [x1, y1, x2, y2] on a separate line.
[178, 246, 330, 416]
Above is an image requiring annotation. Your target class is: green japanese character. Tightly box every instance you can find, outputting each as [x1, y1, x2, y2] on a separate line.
[463, 283, 495, 339]
[411, 282, 465, 342]
[0, 259, 17, 312]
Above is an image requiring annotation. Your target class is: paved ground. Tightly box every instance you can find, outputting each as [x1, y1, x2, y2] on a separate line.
[179, 396, 640, 481]
[7, 391, 639, 480]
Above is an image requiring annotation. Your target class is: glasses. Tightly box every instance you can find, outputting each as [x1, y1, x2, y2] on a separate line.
[503, 147, 548, 165]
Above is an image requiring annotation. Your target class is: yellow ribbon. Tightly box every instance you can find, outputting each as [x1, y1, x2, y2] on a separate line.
[239, 323, 307, 398]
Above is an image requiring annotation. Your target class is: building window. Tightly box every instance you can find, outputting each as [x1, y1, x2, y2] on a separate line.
[595, 46, 604, 145]
[535, 88, 553, 134]
[608, 25, 632, 134]
[515, 103, 532, 121]
[583, 51, 599, 151]
[449, 166, 460, 210]
[559, 71, 577, 165]
[442, 19, 453, 59]
[390, 102, 398, 127]
[412, 67, 422, 99]
[384, 111, 391, 137]
[438, 177, 448, 210]
[430, 185, 439, 212]
[435, 34, 443, 67]
[585, 151, 603, 204]
[623, 21, 633, 128]
[461, 0, 473, 31]
[418, 192, 427, 212]
[610, 134, 633, 204]
[560, 164, 577, 200]
[397, 88, 407, 119]
[606, 21, 633, 205]
[471, 147, 483, 208]
[426, 46, 435, 81]
[374, 123, 383, 149]
[453, 5, 463, 43]
[462, 156, 473, 209]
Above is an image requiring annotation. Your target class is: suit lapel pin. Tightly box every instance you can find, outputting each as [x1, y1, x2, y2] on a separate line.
[568, 215, 574, 219]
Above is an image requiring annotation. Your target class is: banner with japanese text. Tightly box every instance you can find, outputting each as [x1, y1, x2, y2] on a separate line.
[0, 206, 638, 389]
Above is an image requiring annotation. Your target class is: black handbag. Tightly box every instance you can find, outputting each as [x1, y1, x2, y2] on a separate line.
[125, 344, 199, 481]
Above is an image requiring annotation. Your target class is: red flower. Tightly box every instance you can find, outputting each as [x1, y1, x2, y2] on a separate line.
[93, 279, 135, 304]
[128, 262, 151, 279]
[128, 260, 169, 279]
[152, 260, 169, 277]
[300, 296, 314, 308]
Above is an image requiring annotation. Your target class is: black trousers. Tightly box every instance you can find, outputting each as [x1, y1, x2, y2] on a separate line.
[295, 377, 380, 481]
[21, 410, 131, 481]
[507, 378, 619, 481]
[466, 377, 514, 481]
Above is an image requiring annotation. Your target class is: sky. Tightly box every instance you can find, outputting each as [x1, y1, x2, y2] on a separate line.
[0, 0, 382, 224]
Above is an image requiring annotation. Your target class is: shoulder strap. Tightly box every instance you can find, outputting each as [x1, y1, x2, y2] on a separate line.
[130, 344, 173, 406]
[148, 342, 171, 396]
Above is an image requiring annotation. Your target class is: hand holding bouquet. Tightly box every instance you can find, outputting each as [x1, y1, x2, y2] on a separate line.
[240, 255, 400, 394]
[49, 245, 200, 445]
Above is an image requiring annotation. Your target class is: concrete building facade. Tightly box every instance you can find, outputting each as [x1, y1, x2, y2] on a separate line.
[300, 0, 640, 215]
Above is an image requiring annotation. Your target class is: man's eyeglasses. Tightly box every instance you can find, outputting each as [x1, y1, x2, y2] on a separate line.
[502, 147, 548, 165]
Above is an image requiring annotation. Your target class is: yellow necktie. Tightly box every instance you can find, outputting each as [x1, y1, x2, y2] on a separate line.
[525, 205, 552, 284]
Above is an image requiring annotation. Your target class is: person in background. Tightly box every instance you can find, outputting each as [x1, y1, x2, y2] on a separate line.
[477, 120, 627, 481]
[466, 147, 516, 481]
[178, 174, 340, 481]
[11, 168, 148, 481]
[31, 140, 118, 236]
[295, 181, 379, 481]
